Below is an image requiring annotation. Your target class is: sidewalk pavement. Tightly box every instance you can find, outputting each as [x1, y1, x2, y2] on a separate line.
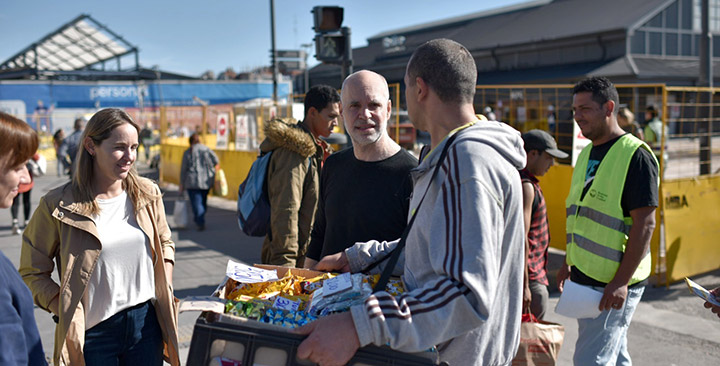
[2, 161, 720, 365]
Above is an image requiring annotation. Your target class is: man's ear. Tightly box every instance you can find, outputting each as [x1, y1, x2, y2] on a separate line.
[386, 98, 392, 118]
[306, 106, 318, 121]
[416, 77, 429, 101]
[605, 100, 616, 118]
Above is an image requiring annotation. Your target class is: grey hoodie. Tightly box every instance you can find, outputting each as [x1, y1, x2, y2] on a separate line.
[347, 121, 527, 366]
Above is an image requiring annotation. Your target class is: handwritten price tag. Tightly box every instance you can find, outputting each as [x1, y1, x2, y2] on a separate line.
[323, 272, 352, 296]
[273, 296, 301, 312]
[225, 260, 278, 283]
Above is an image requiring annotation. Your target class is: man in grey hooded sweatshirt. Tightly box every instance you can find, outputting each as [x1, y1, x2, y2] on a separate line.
[295, 38, 527, 366]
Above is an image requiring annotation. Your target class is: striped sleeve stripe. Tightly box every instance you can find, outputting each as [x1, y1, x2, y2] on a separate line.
[367, 279, 471, 319]
[451, 148, 464, 282]
[376, 289, 465, 319]
[442, 163, 452, 276]
[441, 148, 464, 282]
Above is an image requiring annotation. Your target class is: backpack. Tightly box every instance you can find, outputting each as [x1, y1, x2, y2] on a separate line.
[237, 151, 273, 236]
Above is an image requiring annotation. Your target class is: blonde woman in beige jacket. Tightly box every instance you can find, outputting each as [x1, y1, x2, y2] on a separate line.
[20, 108, 179, 366]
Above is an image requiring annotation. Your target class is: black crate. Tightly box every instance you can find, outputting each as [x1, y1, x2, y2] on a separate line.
[187, 313, 438, 366]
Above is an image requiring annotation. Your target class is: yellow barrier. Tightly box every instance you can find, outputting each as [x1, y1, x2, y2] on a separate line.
[537, 164, 573, 252]
[662, 175, 720, 283]
[159, 142, 256, 201]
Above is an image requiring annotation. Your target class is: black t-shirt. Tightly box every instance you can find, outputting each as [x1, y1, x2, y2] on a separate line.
[571, 134, 658, 287]
[306, 147, 418, 261]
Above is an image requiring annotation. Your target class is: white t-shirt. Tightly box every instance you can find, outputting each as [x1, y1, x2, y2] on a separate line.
[83, 191, 155, 330]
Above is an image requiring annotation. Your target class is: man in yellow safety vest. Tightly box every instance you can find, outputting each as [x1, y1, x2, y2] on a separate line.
[557, 76, 659, 366]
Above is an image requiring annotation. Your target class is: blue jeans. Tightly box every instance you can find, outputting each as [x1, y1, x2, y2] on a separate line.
[187, 189, 209, 227]
[84, 300, 163, 366]
[574, 285, 645, 366]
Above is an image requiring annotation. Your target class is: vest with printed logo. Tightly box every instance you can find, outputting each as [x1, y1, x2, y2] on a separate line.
[565, 134, 657, 284]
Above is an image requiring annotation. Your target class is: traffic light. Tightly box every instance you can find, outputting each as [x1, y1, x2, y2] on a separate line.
[312, 6, 343, 32]
[315, 32, 347, 63]
[312, 6, 349, 64]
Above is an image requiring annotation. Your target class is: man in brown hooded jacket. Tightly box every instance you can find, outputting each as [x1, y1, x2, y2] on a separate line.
[260, 85, 340, 267]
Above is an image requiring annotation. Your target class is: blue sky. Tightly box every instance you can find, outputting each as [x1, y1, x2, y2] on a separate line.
[0, 0, 525, 77]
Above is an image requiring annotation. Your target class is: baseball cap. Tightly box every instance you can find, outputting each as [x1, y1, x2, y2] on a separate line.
[521, 129, 569, 159]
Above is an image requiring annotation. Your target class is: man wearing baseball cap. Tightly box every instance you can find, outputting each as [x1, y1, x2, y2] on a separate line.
[520, 129, 568, 319]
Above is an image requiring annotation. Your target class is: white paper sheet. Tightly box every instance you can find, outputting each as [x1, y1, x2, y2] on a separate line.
[554, 279, 603, 319]
[225, 260, 279, 283]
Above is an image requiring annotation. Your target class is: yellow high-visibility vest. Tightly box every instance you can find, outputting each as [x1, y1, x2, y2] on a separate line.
[566, 134, 657, 284]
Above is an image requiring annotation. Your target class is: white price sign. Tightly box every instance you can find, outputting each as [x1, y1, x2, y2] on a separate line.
[273, 296, 301, 312]
[225, 260, 278, 283]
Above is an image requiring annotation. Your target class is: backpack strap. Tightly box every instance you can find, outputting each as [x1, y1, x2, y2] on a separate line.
[372, 132, 461, 293]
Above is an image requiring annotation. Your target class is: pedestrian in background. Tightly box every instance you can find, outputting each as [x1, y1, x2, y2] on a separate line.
[643, 105, 668, 162]
[179, 132, 219, 231]
[10, 153, 41, 235]
[520, 129, 568, 320]
[139, 121, 154, 163]
[617, 107, 644, 140]
[260, 85, 340, 267]
[62, 117, 85, 177]
[52, 128, 69, 176]
[0, 111, 47, 366]
[558, 77, 658, 365]
[19, 108, 179, 366]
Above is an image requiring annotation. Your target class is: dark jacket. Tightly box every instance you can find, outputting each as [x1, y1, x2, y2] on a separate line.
[180, 143, 219, 190]
[0, 251, 46, 365]
[259, 119, 324, 267]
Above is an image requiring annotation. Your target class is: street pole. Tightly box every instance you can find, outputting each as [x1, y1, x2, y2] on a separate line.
[270, 0, 278, 106]
[340, 27, 353, 82]
[304, 47, 310, 93]
[699, 0, 712, 174]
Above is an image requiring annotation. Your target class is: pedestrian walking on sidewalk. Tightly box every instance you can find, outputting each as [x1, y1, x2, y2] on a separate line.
[0, 111, 47, 366]
[61, 117, 85, 177]
[10, 153, 42, 235]
[19, 108, 180, 366]
[179, 132, 219, 231]
[558, 77, 659, 366]
[53, 128, 69, 176]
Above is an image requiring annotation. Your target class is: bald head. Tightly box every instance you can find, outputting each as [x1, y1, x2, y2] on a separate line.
[340, 70, 393, 149]
[341, 70, 389, 102]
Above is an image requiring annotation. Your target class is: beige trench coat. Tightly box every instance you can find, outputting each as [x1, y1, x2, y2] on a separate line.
[19, 178, 180, 366]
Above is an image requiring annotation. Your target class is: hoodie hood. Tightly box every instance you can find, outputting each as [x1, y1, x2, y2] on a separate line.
[260, 118, 318, 158]
[423, 121, 526, 171]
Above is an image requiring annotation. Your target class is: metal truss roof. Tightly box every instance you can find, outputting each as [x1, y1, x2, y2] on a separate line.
[0, 14, 138, 73]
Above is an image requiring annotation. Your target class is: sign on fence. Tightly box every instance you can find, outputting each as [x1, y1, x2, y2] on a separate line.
[216, 113, 229, 149]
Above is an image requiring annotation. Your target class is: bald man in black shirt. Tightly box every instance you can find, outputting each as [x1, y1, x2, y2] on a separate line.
[304, 70, 417, 268]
